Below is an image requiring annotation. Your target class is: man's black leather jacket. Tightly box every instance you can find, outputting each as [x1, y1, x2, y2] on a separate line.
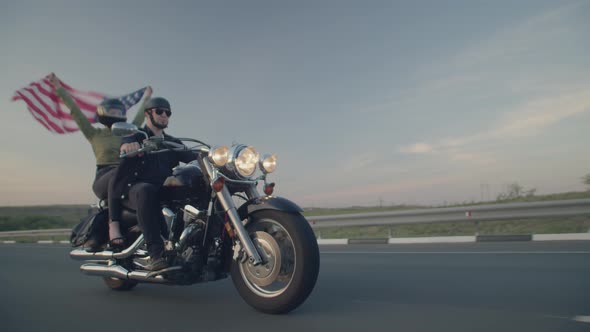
[109, 126, 196, 221]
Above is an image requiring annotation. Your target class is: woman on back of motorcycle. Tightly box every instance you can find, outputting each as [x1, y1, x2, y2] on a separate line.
[48, 73, 152, 248]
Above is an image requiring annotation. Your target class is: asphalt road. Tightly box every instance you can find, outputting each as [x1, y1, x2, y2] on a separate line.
[1, 241, 589, 332]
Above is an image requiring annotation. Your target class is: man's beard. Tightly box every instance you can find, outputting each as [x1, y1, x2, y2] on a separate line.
[149, 113, 168, 129]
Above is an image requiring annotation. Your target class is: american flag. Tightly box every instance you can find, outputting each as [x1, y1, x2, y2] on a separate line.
[11, 75, 147, 134]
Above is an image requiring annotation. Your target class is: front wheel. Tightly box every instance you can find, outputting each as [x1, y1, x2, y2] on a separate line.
[230, 210, 320, 314]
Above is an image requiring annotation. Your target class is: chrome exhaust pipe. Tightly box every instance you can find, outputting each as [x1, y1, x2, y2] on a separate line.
[70, 235, 145, 261]
[81, 263, 129, 279]
[128, 271, 167, 282]
[80, 263, 168, 283]
[70, 249, 115, 261]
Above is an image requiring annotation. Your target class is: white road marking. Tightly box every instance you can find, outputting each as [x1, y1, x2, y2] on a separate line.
[389, 236, 475, 244]
[318, 239, 349, 245]
[573, 316, 590, 323]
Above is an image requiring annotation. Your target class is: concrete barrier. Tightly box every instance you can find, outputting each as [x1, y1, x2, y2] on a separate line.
[348, 238, 389, 244]
[476, 234, 532, 242]
[532, 233, 590, 241]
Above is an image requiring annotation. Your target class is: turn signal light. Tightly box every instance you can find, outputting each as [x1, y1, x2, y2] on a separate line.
[212, 177, 225, 192]
[264, 182, 275, 195]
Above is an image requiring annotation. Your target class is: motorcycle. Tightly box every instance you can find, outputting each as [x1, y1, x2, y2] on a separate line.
[69, 123, 320, 314]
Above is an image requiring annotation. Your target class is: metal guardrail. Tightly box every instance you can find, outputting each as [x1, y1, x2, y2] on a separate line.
[1, 199, 590, 238]
[307, 199, 590, 228]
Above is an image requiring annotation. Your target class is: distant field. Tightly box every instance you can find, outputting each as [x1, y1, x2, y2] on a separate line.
[302, 191, 590, 217]
[1, 192, 589, 239]
[0, 205, 90, 232]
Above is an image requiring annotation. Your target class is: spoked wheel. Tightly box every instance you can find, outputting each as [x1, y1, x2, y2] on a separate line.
[103, 277, 138, 291]
[230, 210, 320, 314]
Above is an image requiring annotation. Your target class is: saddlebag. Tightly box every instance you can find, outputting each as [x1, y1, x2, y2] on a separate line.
[70, 208, 109, 247]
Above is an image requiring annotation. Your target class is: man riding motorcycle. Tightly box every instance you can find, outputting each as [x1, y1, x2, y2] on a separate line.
[109, 97, 195, 271]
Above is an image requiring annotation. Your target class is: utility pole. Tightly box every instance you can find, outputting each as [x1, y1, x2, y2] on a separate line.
[480, 183, 490, 202]
[480, 183, 484, 202]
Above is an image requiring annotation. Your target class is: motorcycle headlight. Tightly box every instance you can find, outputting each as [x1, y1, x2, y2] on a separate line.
[234, 146, 259, 178]
[260, 154, 277, 173]
[208, 145, 229, 167]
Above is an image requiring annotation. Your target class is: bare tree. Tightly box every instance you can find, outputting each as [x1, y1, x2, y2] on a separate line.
[507, 183, 524, 199]
[496, 182, 536, 201]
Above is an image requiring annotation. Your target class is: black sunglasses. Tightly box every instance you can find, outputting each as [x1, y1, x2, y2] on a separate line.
[150, 108, 172, 117]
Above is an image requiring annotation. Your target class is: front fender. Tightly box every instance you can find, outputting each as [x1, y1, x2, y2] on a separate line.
[237, 196, 303, 220]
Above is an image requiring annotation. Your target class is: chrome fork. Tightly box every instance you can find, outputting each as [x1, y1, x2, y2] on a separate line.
[216, 186, 263, 265]
[201, 159, 263, 265]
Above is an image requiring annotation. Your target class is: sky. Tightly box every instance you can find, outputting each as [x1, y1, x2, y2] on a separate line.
[1, 0, 589, 207]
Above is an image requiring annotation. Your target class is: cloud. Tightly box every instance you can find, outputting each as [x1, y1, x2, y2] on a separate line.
[398, 88, 590, 158]
[339, 152, 380, 171]
[490, 91, 590, 138]
[398, 143, 433, 154]
[444, 2, 587, 72]
[448, 151, 497, 166]
[300, 2, 590, 207]
[393, 1, 590, 161]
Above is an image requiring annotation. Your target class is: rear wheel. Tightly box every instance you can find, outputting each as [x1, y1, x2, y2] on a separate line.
[230, 210, 320, 314]
[103, 277, 138, 291]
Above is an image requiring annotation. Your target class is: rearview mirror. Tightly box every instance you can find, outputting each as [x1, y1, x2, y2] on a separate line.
[111, 122, 139, 136]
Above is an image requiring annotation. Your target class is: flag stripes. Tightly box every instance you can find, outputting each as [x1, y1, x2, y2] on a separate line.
[12, 75, 146, 134]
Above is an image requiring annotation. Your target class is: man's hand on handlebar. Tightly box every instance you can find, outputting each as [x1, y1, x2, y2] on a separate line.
[120, 142, 142, 157]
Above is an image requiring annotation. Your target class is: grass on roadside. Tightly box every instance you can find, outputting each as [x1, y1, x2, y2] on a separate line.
[0, 205, 90, 232]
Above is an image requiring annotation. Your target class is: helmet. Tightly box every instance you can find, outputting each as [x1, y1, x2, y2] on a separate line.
[144, 97, 171, 130]
[144, 97, 171, 112]
[96, 98, 127, 128]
